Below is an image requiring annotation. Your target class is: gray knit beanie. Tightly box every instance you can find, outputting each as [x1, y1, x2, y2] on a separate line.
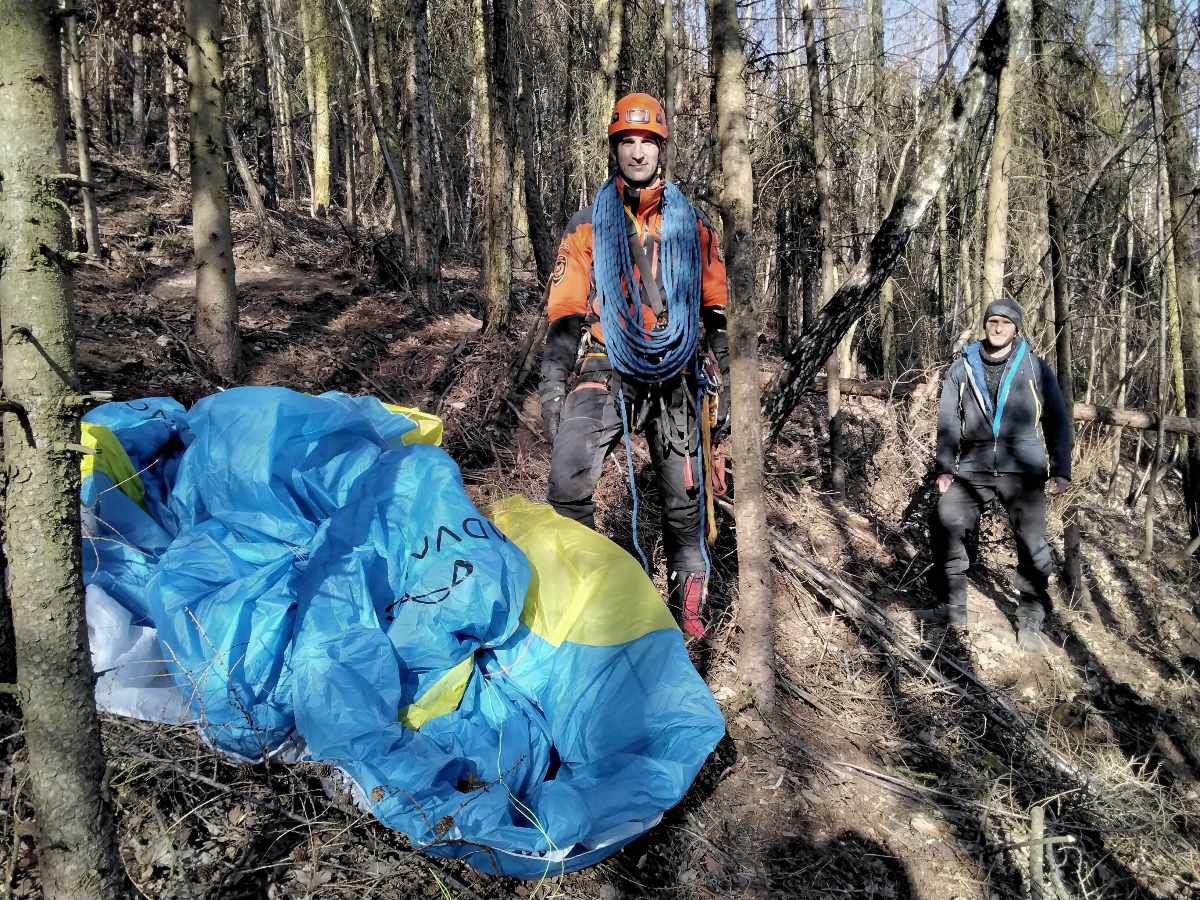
[983, 298, 1023, 331]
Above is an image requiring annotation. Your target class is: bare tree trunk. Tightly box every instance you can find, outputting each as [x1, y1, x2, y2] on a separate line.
[267, 0, 298, 203]
[163, 38, 182, 177]
[63, 6, 101, 256]
[481, 0, 515, 335]
[407, 0, 442, 305]
[764, 0, 1030, 437]
[801, 0, 844, 492]
[188, 0, 240, 379]
[1107, 204, 1134, 501]
[662, 0, 676, 181]
[868, 0, 894, 380]
[247, 0, 278, 208]
[225, 121, 275, 256]
[714, 0, 776, 716]
[0, 3, 126, 896]
[1152, 0, 1200, 542]
[334, 0, 412, 251]
[589, 0, 622, 194]
[131, 32, 146, 159]
[301, 0, 332, 216]
[518, 64, 555, 284]
[981, 32, 1016, 313]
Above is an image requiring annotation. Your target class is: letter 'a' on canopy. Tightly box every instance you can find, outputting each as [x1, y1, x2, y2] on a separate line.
[80, 387, 724, 877]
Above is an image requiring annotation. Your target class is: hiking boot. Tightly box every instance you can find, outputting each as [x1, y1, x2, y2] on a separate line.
[914, 604, 968, 627]
[669, 570, 707, 639]
[1015, 599, 1046, 654]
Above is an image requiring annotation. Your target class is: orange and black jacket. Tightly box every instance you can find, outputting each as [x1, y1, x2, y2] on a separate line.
[540, 177, 729, 404]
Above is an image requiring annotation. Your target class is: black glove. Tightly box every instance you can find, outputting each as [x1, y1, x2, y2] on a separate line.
[541, 394, 564, 444]
[701, 307, 731, 442]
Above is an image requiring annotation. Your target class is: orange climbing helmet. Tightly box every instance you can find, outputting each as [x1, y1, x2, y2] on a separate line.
[608, 93, 669, 142]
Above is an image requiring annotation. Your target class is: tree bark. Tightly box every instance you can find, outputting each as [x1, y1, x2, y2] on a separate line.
[300, 0, 332, 216]
[868, 0, 894, 380]
[763, 0, 1030, 439]
[0, 3, 126, 897]
[407, 0, 442, 306]
[131, 32, 146, 160]
[247, 0, 278, 209]
[163, 38, 182, 178]
[663, 0, 676, 181]
[588, 0, 623, 194]
[481, 0, 515, 336]
[225, 121, 275, 257]
[713, 0, 776, 716]
[187, 0, 240, 380]
[800, 0, 843, 493]
[980, 28, 1017, 314]
[63, 6, 102, 257]
[1151, 0, 1200, 542]
[518, 64, 555, 285]
[267, 0, 298, 203]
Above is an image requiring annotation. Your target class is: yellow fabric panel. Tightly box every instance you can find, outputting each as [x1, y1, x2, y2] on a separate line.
[80, 422, 146, 510]
[399, 653, 475, 730]
[382, 404, 444, 447]
[491, 496, 677, 647]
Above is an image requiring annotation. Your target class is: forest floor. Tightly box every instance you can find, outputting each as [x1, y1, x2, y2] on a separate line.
[3, 156, 1200, 900]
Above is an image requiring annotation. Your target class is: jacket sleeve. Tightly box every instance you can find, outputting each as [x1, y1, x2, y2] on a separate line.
[935, 362, 964, 474]
[547, 217, 593, 323]
[698, 214, 727, 310]
[539, 314, 583, 406]
[1039, 357, 1073, 480]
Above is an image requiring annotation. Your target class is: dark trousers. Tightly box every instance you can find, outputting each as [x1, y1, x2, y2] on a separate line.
[547, 363, 704, 573]
[935, 472, 1055, 611]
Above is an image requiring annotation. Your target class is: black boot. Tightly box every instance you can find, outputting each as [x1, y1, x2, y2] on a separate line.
[1015, 599, 1046, 653]
[915, 575, 967, 626]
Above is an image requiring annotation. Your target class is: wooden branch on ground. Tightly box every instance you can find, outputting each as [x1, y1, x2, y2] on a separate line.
[761, 0, 1029, 440]
[807, 377, 1200, 435]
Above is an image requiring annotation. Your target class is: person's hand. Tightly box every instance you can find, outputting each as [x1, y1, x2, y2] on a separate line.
[1046, 476, 1070, 495]
[541, 396, 563, 444]
[936, 473, 954, 494]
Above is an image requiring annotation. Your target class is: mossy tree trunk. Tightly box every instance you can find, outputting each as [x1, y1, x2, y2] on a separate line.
[714, 0, 776, 715]
[187, 0, 241, 379]
[0, 2, 126, 896]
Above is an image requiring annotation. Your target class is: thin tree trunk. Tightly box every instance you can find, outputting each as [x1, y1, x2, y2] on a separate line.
[188, 0, 240, 379]
[518, 65, 555, 284]
[764, 0, 1030, 437]
[801, 0, 843, 493]
[981, 36, 1016, 313]
[713, 0, 776, 716]
[869, 0, 894, 380]
[1152, 0, 1200, 542]
[225, 121, 275, 256]
[663, 0, 676, 181]
[0, 3, 126, 896]
[63, 6, 101, 257]
[334, 0, 412, 252]
[481, 0, 515, 336]
[404, 0, 442, 305]
[247, 0, 277, 208]
[301, 0, 332, 216]
[131, 32, 146, 159]
[267, 0, 298, 203]
[163, 38, 182, 177]
[1107, 204, 1134, 501]
[589, 0, 623, 193]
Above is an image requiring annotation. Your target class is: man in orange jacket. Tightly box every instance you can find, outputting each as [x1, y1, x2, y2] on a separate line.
[538, 92, 729, 639]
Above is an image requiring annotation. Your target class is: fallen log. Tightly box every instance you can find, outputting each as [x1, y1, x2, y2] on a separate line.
[808, 377, 1200, 436]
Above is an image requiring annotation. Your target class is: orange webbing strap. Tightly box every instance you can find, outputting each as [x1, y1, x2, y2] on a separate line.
[701, 394, 717, 545]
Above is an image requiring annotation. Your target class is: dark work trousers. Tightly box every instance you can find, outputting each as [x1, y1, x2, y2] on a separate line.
[547, 357, 704, 574]
[935, 472, 1055, 612]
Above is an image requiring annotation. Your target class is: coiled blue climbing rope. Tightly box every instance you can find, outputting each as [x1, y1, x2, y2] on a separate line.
[593, 176, 702, 382]
[594, 175, 711, 582]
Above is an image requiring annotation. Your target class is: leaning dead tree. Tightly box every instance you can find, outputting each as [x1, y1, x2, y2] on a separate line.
[0, 2, 126, 896]
[763, 0, 1031, 440]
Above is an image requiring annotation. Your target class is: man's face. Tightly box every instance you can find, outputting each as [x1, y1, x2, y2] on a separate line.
[984, 315, 1017, 351]
[616, 133, 660, 185]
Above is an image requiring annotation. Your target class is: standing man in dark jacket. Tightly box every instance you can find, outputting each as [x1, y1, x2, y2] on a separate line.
[922, 298, 1072, 652]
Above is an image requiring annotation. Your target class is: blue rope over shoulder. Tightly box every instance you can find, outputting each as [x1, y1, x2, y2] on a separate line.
[592, 176, 702, 382]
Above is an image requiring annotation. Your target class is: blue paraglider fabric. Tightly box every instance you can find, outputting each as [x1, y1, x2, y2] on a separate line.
[80, 387, 724, 878]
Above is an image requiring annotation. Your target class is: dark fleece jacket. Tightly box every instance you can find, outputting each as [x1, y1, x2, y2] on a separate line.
[935, 337, 1072, 480]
